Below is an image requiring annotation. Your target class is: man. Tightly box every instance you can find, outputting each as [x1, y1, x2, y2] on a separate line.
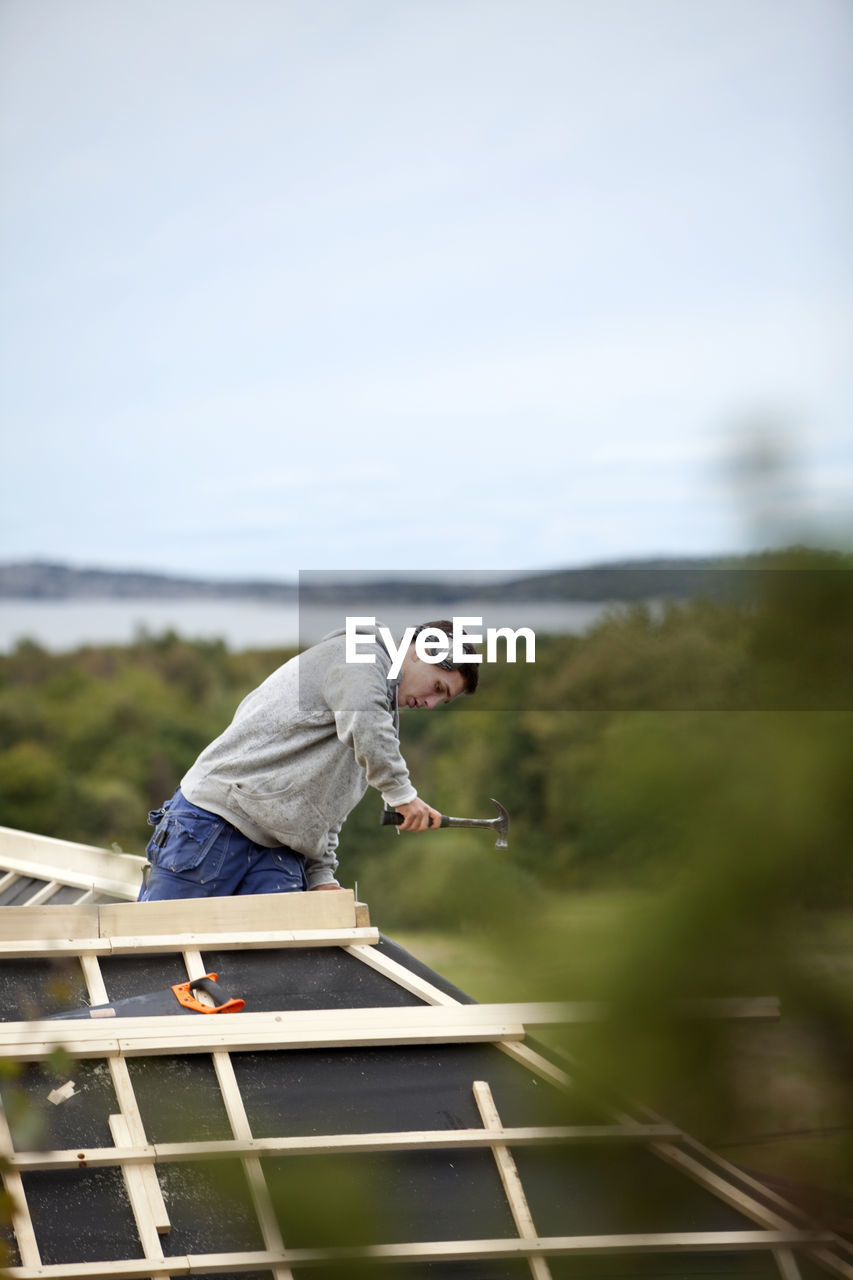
[138, 620, 478, 900]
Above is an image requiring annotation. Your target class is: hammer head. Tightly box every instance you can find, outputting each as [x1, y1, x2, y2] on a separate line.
[490, 798, 510, 848]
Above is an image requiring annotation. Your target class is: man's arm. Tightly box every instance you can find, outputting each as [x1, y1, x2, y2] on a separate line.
[323, 645, 442, 827]
[323, 653, 416, 803]
[307, 826, 341, 891]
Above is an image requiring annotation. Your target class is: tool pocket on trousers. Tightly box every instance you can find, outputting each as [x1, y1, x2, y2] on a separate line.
[145, 810, 227, 878]
[270, 849, 308, 890]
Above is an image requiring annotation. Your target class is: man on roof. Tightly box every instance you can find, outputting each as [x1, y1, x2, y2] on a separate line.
[138, 620, 479, 900]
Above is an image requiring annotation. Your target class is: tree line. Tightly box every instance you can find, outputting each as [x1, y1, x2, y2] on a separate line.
[1, 548, 850, 907]
[2, 547, 853, 1205]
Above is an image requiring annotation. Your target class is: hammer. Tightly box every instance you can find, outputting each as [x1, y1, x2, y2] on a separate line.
[380, 798, 509, 848]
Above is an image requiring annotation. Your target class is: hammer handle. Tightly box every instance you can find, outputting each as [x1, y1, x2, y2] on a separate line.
[380, 809, 450, 828]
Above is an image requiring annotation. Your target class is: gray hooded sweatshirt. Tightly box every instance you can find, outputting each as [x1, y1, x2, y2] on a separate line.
[180, 625, 416, 887]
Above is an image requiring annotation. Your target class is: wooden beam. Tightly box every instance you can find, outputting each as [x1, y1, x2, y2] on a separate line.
[0, 938, 111, 958]
[102, 927, 380, 955]
[0, 1008, 530, 1060]
[99, 890, 361, 937]
[347, 940, 580, 1089]
[354, 898, 371, 927]
[219, 1229, 838, 1264]
[5, 1262, 186, 1279]
[106, 1065, 171, 1235]
[0, 928, 379, 960]
[809, 1251, 853, 1280]
[646, 1142, 853, 1279]
[668, 1125, 843, 1232]
[0, 894, 370, 955]
[6, 1121, 685, 1172]
[345, 941, 465, 1006]
[2, 1229, 839, 1278]
[80, 955, 171, 1239]
[0, 1096, 41, 1268]
[0, 904, 102, 942]
[345, 941, 773, 1112]
[0, 869, 19, 894]
[775, 1249, 804, 1279]
[649, 1141, 801, 1233]
[0, 825, 145, 896]
[497, 1040, 576, 1090]
[79, 953, 109, 1004]
[0, 1002, 600, 1062]
[109, 1113, 165, 1261]
[182, 949, 293, 1280]
[473, 1080, 552, 1280]
[19, 878, 62, 906]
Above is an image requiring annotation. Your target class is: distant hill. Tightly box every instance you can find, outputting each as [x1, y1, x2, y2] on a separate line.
[471, 560, 734, 602]
[0, 557, 748, 603]
[0, 561, 298, 602]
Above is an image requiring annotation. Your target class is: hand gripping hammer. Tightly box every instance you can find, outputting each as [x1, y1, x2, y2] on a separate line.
[381, 798, 509, 848]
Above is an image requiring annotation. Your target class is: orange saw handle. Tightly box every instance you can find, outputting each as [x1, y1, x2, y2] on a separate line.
[171, 973, 245, 1014]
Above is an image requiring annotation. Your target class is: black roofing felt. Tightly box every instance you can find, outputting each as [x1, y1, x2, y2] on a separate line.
[0, 932, 837, 1278]
[0, 875, 43, 907]
[0, 955, 90, 1021]
[0, 876, 117, 907]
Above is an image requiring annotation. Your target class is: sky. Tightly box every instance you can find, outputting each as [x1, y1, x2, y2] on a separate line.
[1, 0, 851, 580]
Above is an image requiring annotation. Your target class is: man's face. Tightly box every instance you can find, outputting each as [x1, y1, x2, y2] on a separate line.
[397, 650, 466, 710]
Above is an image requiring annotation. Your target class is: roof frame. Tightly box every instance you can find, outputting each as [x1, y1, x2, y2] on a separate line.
[2, 897, 852, 1279]
[0, 826, 146, 904]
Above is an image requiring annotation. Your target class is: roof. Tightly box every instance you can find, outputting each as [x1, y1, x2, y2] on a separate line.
[0, 825, 146, 907]
[1, 831, 852, 1279]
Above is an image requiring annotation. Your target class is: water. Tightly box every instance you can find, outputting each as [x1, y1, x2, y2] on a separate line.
[0, 599, 301, 653]
[0, 598, 618, 654]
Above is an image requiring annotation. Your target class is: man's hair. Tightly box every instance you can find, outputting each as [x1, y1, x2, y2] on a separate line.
[417, 620, 479, 695]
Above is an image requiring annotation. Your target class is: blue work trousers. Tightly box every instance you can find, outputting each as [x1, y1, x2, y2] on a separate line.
[138, 787, 308, 901]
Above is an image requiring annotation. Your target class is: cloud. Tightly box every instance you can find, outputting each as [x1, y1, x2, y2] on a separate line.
[1, 0, 851, 577]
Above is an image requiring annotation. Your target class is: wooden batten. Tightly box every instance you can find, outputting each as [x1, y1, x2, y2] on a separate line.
[100, 887, 366, 934]
[0, 1230, 840, 1280]
[0, 825, 146, 896]
[0, 890, 370, 950]
[0, 1003, 588, 1059]
[0, 903, 103, 942]
[6, 1123, 687, 1172]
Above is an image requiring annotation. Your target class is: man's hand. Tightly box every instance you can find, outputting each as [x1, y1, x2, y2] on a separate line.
[393, 798, 443, 832]
[309, 883, 341, 891]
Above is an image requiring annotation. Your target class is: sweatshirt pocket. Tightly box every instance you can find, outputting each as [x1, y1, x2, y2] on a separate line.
[146, 809, 227, 875]
[229, 781, 327, 849]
